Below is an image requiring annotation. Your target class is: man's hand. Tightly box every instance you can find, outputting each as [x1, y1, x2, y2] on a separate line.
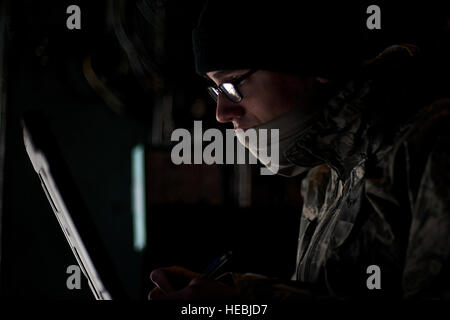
[149, 266, 240, 300]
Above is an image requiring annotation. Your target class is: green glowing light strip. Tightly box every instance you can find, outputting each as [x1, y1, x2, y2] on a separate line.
[131, 144, 146, 252]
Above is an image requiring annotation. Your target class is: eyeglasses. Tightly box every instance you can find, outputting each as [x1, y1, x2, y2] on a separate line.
[207, 70, 257, 103]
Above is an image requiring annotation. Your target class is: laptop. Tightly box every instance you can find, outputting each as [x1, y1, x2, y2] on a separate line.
[21, 111, 127, 300]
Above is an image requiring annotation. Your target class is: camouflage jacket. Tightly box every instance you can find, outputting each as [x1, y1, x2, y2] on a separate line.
[232, 45, 450, 300]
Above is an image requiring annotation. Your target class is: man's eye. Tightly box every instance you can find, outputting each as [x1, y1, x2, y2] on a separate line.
[225, 76, 238, 83]
[228, 73, 245, 83]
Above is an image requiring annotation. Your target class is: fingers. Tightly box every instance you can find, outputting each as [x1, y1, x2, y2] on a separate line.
[148, 287, 165, 300]
[150, 286, 194, 300]
[150, 266, 200, 294]
[150, 278, 240, 300]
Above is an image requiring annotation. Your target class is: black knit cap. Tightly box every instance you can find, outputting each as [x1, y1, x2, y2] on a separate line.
[192, 1, 366, 78]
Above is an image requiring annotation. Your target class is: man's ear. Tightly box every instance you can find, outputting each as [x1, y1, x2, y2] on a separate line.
[315, 77, 329, 84]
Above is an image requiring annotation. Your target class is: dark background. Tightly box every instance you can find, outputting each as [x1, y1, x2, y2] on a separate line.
[0, 0, 447, 300]
[0, 0, 302, 299]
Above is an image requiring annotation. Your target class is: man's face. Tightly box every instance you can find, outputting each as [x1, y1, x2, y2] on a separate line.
[206, 69, 318, 130]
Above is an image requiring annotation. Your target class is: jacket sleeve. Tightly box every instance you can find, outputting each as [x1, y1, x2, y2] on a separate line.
[401, 100, 450, 299]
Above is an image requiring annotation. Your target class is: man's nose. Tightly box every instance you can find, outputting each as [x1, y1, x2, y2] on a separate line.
[215, 93, 245, 123]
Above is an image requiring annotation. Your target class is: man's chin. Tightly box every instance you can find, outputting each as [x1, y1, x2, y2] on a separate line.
[233, 126, 254, 132]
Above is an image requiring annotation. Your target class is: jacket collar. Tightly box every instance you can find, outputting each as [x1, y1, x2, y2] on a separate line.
[285, 79, 372, 181]
[284, 44, 421, 181]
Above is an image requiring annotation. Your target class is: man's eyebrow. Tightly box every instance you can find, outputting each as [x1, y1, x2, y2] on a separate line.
[213, 70, 234, 80]
[208, 70, 248, 82]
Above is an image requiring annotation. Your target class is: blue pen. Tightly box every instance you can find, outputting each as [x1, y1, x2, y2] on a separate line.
[201, 251, 233, 280]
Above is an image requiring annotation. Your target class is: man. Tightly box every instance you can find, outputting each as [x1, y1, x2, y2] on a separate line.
[149, 1, 449, 300]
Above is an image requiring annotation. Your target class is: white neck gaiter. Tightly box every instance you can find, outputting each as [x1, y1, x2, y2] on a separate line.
[235, 107, 316, 176]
